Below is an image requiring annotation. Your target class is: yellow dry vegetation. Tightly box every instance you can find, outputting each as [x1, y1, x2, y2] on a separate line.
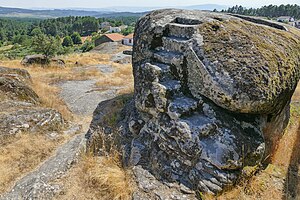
[0, 53, 115, 120]
[0, 133, 68, 194]
[54, 153, 134, 200]
[0, 51, 134, 198]
[95, 63, 134, 95]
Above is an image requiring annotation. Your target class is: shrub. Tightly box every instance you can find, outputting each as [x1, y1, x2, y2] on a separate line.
[71, 32, 82, 45]
[62, 36, 74, 47]
[80, 40, 94, 52]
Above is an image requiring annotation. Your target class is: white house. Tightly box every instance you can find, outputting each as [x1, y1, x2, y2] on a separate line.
[122, 33, 134, 46]
[109, 27, 122, 33]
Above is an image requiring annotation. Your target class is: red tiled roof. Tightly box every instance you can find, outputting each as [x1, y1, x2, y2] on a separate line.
[124, 33, 134, 39]
[104, 33, 124, 41]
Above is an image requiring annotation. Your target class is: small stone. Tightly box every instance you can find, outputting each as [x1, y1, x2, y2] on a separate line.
[22, 124, 30, 128]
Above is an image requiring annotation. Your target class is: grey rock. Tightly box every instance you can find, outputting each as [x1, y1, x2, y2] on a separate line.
[0, 108, 64, 136]
[0, 133, 85, 200]
[0, 66, 32, 83]
[132, 166, 197, 200]
[59, 79, 118, 116]
[94, 64, 114, 73]
[88, 9, 300, 197]
[123, 50, 133, 55]
[0, 75, 39, 104]
[111, 52, 132, 64]
[0, 66, 65, 136]
[21, 54, 65, 67]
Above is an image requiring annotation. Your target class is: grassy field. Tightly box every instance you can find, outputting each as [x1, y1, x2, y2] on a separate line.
[0, 51, 134, 197]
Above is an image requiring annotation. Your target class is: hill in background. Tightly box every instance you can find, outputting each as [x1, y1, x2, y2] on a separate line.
[0, 4, 228, 18]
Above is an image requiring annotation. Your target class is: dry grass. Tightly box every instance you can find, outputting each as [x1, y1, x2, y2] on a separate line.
[292, 82, 300, 102]
[0, 51, 135, 198]
[61, 52, 110, 67]
[0, 133, 67, 194]
[95, 63, 134, 95]
[55, 153, 134, 200]
[0, 53, 115, 120]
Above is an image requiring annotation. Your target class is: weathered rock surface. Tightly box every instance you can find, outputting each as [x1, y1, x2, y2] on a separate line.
[0, 107, 64, 135]
[111, 52, 132, 64]
[21, 54, 65, 67]
[59, 79, 118, 116]
[87, 9, 300, 197]
[0, 66, 65, 135]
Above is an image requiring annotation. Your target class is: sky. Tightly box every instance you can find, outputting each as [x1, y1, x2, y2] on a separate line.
[0, 0, 299, 9]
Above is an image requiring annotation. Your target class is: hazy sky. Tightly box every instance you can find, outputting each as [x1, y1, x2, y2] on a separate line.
[0, 0, 299, 9]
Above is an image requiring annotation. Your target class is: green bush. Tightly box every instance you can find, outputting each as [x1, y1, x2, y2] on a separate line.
[62, 36, 74, 47]
[32, 34, 61, 58]
[71, 32, 82, 45]
[80, 40, 94, 52]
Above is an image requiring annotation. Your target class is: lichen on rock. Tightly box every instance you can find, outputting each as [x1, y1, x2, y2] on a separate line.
[0, 66, 65, 136]
[87, 9, 300, 197]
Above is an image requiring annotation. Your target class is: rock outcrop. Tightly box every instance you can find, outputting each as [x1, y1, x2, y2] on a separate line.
[21, 55, 65, 67]
[0, 66, 65, 136]
[87, 9, 300, 197]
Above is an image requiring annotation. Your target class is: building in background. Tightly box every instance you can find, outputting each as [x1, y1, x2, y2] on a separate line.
[119, 25, 128, 30]
[122, 33, 134, 46]
[94, 33, 124, 46]
[109, 27, 122, 33]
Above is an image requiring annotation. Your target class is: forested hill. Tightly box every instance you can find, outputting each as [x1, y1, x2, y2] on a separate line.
[0, 6, 146, 18]
[0, 16, 138, 45]
[0, 7, 106, 18]
[222, 4, 300, 19]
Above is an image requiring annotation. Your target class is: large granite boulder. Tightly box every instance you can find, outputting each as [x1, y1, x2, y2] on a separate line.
[87, 9, 300, 197]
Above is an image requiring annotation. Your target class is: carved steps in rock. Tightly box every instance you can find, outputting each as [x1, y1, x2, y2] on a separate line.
[148, 62, 174, 81]
[159, 79, 181, 97]
[167, 96, 200, 119]
[153, 50, 184, 67]
[162, 36, 190, 52]
[166, 23, 199, 39]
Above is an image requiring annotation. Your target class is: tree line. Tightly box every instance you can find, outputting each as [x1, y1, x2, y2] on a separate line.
[0, 15, 138, 59]
[0, 15, 138, 45]
[222, 4, 300, 19]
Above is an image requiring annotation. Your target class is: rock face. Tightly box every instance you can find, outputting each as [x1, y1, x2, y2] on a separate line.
[87, 9, 300, 196]
[0, 66, 64, 136]
[21, 55, 65, 67]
